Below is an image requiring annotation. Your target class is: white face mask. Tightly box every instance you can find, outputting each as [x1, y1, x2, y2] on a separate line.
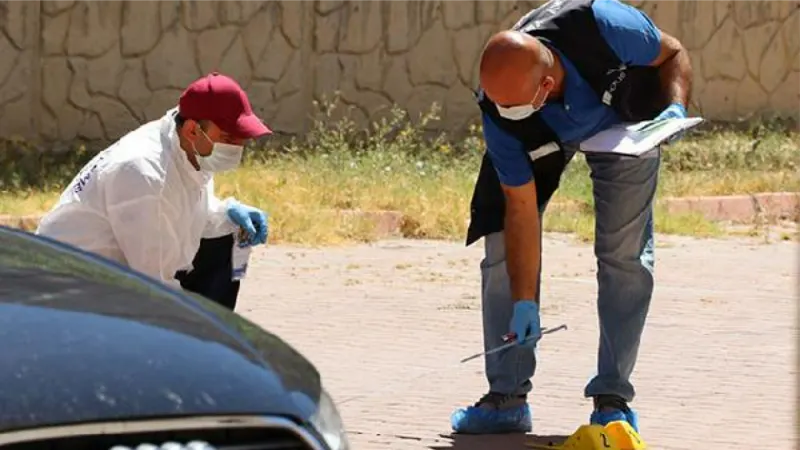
[497, 104, 538, 121]
[193, 129, 244, 173]
[496, 86, 549, 121]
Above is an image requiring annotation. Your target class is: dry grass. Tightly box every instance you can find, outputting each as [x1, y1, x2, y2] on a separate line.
[0, 98, 797, 245]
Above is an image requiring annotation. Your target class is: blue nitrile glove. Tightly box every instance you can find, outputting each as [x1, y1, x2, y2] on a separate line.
[509, 300, 542, 348]
[226, 201, 269, 247]
[654, 103, 687, 121]
[654, 103, 689, 144]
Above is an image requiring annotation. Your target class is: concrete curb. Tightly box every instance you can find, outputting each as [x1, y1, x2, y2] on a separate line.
[332, 209, 404, 237]
[1, 192, 797, 236]
[659, 192, 800, 223]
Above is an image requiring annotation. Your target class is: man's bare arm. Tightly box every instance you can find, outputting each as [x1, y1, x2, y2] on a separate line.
[502, 180, 541, 302]
[649, 31, 693, 107]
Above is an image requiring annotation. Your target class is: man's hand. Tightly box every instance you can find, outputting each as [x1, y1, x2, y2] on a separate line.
[509, 300, 542, 348]
[654, 103, 687, 121]
[227, 201, 269, 247]
[653, 103, 689, 144]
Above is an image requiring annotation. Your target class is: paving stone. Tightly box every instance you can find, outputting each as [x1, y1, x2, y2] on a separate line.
[237, 233, 798, 450]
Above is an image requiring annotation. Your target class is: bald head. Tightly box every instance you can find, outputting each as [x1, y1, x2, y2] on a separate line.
[479, 30, 556, 107]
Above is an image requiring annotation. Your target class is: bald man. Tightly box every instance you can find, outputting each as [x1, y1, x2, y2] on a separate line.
[452, 0, 692, 435]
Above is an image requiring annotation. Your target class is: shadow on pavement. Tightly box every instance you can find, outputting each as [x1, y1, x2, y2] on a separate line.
[429, 433, 568, 449]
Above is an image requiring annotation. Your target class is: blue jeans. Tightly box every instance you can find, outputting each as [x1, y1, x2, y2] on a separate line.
[480, 148, 660, 403]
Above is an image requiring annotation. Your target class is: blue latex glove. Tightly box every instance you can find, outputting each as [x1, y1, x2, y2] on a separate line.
[509, 300, 542, 348]
[226, 201, 269, 247]
[654, 103, 687, 121]
[654, 103, 688, 144]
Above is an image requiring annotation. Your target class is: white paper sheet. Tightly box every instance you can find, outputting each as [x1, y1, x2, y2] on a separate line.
[579, 117, 705, 157]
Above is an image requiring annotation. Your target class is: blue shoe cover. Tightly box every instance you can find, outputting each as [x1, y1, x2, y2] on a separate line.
[451, 402, 532, 434]
[590, 407, 640, 433]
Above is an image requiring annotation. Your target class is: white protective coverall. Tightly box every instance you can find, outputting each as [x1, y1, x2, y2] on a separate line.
[36, 108, 240, 289]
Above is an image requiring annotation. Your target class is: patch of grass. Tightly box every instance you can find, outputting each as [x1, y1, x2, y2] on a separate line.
[0, 190, 59, 217]
[541, 201, 723, 242]
[0, 96, 797, 245]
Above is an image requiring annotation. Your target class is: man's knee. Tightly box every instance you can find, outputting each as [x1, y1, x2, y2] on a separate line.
[595, 211, 654, 271]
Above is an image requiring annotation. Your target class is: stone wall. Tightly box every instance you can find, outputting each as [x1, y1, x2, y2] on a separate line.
[0, 1, 797, 143]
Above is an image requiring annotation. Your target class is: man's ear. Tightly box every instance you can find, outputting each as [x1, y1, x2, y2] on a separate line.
[181, 125, 202, 171]
[185, 119, 201, 138]
[542, 75, 556, 91]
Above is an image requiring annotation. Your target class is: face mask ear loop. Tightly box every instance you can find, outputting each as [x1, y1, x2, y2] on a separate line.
[197, 126, 214, 151]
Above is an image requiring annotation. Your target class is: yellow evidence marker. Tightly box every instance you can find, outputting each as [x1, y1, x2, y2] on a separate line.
[527, 420, 647, 450]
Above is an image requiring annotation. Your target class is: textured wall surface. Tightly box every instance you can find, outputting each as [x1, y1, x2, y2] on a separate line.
[0, 1, 797, 143]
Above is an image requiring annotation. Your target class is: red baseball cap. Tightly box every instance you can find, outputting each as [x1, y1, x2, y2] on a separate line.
[178, 72, 272, 139]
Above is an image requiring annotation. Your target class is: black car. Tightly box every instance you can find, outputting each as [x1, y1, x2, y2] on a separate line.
[0, 225, 349, 450]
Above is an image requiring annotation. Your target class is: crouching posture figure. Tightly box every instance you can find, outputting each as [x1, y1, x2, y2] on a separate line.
[38, 72, 272, 311]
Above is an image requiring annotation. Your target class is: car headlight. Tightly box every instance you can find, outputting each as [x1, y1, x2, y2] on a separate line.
[309, 389, 350, 450]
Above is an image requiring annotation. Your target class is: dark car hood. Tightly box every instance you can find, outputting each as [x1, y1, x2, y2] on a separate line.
[0, 263, 322, 432]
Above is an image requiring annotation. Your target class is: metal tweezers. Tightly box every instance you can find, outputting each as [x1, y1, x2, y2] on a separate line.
[460, 324, 569, 363]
